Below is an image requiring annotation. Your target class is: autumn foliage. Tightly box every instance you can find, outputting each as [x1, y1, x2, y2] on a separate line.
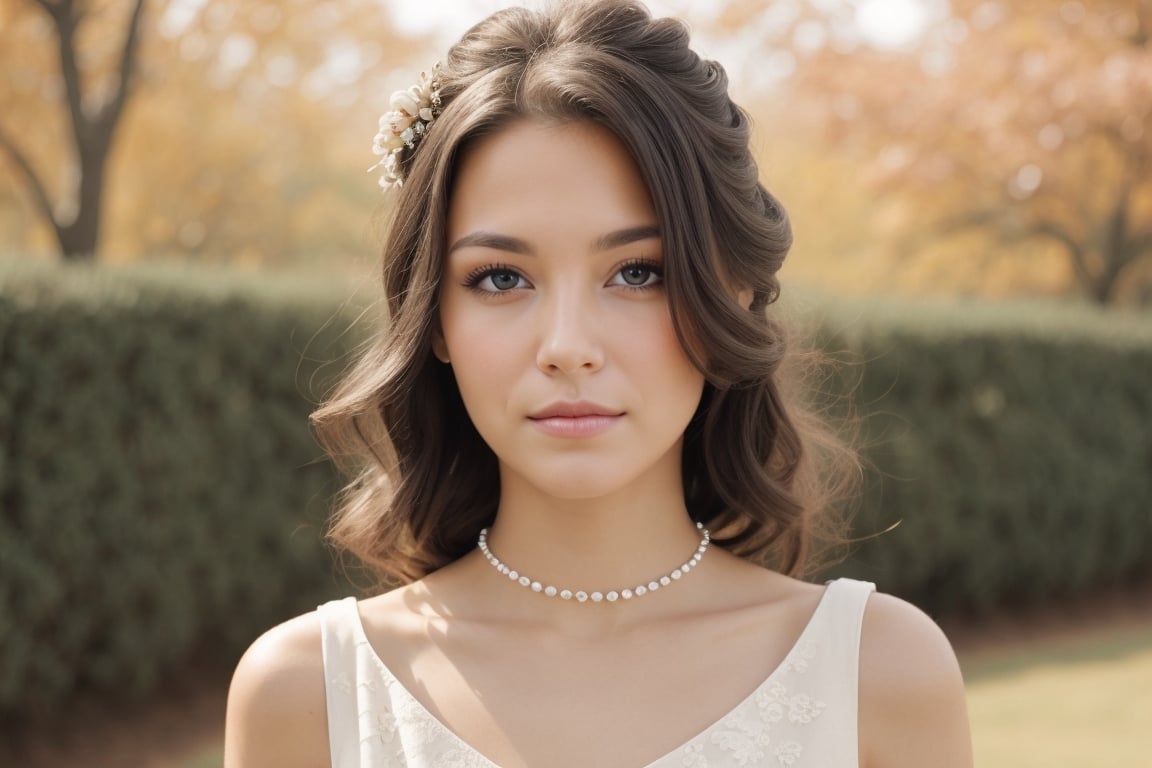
[1, 0, 1149, 304]
[0, 0, 426, 267]
[784, 0, 1152, 304]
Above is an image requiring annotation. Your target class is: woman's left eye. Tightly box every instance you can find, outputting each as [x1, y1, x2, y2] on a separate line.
[612, 261, 663, 288]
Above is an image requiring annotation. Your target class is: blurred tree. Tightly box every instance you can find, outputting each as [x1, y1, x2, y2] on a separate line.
[0, 0, 145, 261]
[792, 0, 1152, 304]
[0, 0, 427, 266]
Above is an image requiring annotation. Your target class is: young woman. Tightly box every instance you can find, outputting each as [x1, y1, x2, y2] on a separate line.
[224, 2, 972, 766]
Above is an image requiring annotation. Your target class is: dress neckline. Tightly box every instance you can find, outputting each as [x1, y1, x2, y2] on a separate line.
[345, 579, 846, 768]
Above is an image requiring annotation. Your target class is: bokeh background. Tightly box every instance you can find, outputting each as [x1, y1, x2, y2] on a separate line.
[1, 0, 1150, 765]
[5, 0, 1152, 303]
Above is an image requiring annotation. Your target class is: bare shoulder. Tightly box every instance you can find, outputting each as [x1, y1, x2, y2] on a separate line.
[223, 609, 330, 768]
[858, 591, 973, 768]
[859, 591, 965, 694]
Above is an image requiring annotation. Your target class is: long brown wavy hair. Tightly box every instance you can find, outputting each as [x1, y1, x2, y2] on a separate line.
[311, 0, 859, 586]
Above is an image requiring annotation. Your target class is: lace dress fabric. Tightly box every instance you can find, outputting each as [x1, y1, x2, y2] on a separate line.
[319, 577, 876, 768]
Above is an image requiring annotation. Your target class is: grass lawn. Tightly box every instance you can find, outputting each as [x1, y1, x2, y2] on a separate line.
[962, 623, 1152, 768]
[180, 619, 1152, 768]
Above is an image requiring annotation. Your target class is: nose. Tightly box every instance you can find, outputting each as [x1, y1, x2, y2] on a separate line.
[534, 290, 605, 375]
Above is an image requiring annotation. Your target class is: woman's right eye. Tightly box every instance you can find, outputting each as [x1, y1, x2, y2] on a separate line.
[485, 270, 524, 291]
[465, 267, 529, 292]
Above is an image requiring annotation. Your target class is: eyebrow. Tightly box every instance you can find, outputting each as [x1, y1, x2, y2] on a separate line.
[447, 225, 661, 256]
[594, 224, 661, 252]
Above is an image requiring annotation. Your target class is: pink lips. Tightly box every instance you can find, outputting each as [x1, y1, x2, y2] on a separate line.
[528, 401, 623, 438]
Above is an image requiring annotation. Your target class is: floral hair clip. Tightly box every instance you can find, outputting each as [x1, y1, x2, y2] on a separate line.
[369, 62, 443, 189]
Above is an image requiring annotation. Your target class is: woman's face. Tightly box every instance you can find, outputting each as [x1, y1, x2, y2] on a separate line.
[436, 119, 705, 501]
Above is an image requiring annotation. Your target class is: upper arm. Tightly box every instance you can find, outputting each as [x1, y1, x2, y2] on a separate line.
[224, 611, 331, 768]
[858, 592, 973, 768]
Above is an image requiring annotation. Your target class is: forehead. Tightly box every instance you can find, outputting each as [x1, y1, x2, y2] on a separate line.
[446, 119, 658, 245]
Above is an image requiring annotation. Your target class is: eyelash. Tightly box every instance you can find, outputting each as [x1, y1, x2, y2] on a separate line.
[615, 259, 664, 290]
[462, 262, 521, 293]
[462, 259, 664, 295]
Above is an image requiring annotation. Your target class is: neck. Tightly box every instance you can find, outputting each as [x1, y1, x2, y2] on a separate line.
[471, 477, 706, 624]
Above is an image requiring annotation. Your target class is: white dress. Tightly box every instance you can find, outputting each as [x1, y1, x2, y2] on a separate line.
[318, 577, 876, 767]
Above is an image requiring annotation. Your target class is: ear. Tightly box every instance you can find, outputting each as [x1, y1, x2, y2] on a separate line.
[736, 286, 754, 311]
[431, 326, 450, 364]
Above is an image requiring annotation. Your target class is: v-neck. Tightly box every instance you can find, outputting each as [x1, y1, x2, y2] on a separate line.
[345, 580, 843, 768]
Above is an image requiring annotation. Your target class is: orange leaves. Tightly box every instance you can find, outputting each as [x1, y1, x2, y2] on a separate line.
[768, 0, 1152, 303]
[0, 0, 431, 266]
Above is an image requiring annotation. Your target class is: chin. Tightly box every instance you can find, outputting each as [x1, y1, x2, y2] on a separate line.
[532, 477, 631, 501]
[514, 464, 650, 502]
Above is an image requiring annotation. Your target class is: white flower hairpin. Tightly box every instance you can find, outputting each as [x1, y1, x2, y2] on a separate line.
[369, 63, 443, 189]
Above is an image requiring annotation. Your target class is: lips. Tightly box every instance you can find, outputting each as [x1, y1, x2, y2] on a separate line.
[527, 401, 624, 438]
[528, 401, 623, 420]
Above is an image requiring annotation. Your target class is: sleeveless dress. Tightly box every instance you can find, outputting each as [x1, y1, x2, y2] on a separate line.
[318, 577, 876, 768]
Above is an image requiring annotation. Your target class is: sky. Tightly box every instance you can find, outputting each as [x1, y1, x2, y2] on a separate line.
[155, 0, 942, 101]
[160, 0, 936, 49]
[384, 0, 936, 50]
[378, 0, 940, 96]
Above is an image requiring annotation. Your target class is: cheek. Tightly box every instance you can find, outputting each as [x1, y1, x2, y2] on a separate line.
[622, 311, 705, 406]
[641, 310, 699, 373]
[446, 310, 521, 362]
[440, 306, 523, 404]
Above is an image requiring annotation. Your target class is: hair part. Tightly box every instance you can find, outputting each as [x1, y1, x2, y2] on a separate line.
[311, 0, 859, 586]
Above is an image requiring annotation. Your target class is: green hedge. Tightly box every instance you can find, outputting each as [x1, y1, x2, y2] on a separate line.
[817, 297, 1152, 614]
[0, 262, 1149, 719]
[0, 261, 366, 717]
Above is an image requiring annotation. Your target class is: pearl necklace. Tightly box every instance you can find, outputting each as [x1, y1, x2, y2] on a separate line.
[476, 522, 711, 603]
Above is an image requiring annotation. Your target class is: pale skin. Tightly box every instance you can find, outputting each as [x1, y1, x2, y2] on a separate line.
[224, 120, 973, 768]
